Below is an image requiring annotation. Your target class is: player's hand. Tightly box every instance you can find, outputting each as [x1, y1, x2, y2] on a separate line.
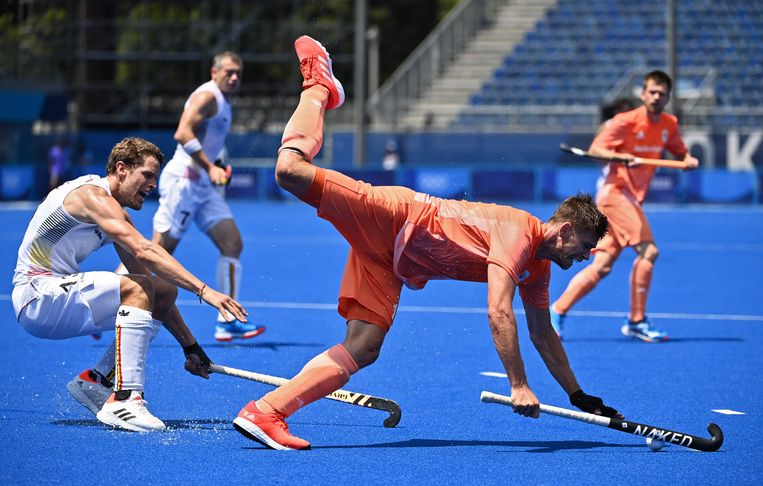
[208, 163, 229, 185]
[182, 341, 212, 379]
[200, 287, 249, 322]
[569, 389, 623, 419]
[214, 159, 233, 186]
[683, 154, 699, 171]
[510, 385, 540, 418]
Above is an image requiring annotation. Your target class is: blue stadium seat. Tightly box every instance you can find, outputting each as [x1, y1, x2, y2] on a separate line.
[454, 0, 763, 130]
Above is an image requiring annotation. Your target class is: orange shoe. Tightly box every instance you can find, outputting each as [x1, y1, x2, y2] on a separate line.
[294, 35, 345, 110]
[233, 401, 310, 450]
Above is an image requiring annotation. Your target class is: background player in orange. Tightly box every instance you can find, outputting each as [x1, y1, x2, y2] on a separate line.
[550, 70, 699, 342]
[231, 35, 622, 450]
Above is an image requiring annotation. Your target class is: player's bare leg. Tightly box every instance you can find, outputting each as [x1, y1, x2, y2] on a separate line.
[233, 35, 350, 450]
[550, 250, 615, 337]
[207, 219, 265, 341]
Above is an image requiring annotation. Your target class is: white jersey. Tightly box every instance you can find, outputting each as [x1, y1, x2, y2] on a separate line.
[165, 80, 232, 181]
[13, 174, 113, 286]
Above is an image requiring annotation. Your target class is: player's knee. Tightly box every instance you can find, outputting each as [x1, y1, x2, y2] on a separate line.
[352, 346, 381, 369]
[120, 274, 154, 310]
[153, 278, 178, 307]
[594, 264, 612, 277]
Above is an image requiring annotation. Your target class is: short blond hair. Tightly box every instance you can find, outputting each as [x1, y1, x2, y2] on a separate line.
[106, 137, 164, 175]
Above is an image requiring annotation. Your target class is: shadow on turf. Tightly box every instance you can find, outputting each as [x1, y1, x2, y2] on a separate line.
[243, 439, 639, 452]
[563, 337, 743, 344]
[51, 419, 233, 430]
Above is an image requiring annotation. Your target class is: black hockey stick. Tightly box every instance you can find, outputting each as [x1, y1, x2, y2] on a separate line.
[480, 391, 722, 452]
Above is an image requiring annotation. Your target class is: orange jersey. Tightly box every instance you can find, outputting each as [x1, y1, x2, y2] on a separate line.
[592, 105, 687, 203]
[393, 194, 551, 308]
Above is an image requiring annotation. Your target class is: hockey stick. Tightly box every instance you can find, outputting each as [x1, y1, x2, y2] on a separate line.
[209, 363, 402, 428]
[560, 143, 689, 169]
[480, 391, 723, 452]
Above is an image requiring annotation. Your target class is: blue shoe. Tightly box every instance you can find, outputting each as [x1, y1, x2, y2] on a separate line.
[549, 305, 566, 339]
[620, 318, 668, 343]
[215, 321, 266, 342]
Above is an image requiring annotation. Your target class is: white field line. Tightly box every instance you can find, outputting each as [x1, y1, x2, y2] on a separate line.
[1, 295, 761, 322]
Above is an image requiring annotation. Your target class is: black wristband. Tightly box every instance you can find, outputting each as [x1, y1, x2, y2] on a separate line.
[569, 389, 584, 403]
[182, 341, 211, 365]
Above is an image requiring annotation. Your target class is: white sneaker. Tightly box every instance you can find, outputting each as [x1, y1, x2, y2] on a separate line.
[96, 391, 166, 432]
[66, 369, 112, 415]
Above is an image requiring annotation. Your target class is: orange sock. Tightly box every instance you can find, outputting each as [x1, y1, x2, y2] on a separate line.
[279, 86, 330, 160]
[257, 344, 359, 417]
[553, 265, 602, 314]
[629, 257, 653, 322]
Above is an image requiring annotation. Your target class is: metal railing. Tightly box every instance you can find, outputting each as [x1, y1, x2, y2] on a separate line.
[367, 0, 503, 129]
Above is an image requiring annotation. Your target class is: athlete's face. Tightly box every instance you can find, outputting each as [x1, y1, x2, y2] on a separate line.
[553, 224, 598, 270]
[118, 156, 160, 210]
[212, 57, 242, 94]
[641, 79, 670, 115]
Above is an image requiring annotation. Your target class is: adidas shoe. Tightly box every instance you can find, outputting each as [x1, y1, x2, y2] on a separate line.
[620, 318, 668, 343]
[215, 321, 266, 342]
[549, 305, 566, 339]
[294, 35, 345, 110]
[96, 391, 166, 432]
[66, 369, 113, 415]
[233, 401, 310, 450]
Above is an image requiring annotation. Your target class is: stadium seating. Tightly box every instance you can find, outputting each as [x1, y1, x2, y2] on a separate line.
[453, 0, 763, 131]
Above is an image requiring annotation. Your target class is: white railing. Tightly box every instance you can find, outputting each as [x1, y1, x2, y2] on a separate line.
[367, 0, 504, 129]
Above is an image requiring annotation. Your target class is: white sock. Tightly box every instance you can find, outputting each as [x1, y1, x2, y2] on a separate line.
[216, 256, 242, 322]
[114, 305, 155, 393]
[151, 319, 162, 340]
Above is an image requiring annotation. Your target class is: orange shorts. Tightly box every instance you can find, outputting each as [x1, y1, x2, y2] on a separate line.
[307, 168, 415, 331]
[595, 184, 654, 257]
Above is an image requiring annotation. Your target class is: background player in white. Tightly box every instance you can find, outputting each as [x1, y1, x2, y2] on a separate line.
[12, 137, 248, 432]
[151, 51, 263, 341]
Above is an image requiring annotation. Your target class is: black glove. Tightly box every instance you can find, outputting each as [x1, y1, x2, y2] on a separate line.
[569, 389, 623, 419]
[183, 341, 212, 379]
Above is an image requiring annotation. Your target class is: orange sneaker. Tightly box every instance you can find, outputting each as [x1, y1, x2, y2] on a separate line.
[294, 35, 345, 110]
[233, 401, 310, 450]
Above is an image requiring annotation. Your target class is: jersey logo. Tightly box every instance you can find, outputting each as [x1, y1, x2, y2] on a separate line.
[635, 130, 645, 140]
[118, 309, 130, 317]
[661, 129, 668, 143]
[518, 270, 530, 281]
[94, 228, 103, 241]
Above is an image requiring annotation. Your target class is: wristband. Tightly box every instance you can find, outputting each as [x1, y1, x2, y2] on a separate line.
[196, 283, 207, 303]
[182, 341, 212, 366]
[183, 138, 203, 155]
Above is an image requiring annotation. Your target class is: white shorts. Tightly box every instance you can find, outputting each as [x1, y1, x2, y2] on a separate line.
[12, 272, 122, 340]
[153, 164, 233, 239]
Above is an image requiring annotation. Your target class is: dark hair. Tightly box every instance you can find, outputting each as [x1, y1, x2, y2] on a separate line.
[643, 70, 672, 92]
[106, 137, 164, 175]
[548, 193, 608, 240]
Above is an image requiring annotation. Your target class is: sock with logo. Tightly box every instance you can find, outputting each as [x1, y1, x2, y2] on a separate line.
[114, 305, 155, 393]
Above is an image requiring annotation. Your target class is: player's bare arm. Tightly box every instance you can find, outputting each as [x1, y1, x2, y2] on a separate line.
[65, 184, 248, 322]
[523, 303, 580, 395]
[174, 91, 227, 184]
[486, 263, 540, 418]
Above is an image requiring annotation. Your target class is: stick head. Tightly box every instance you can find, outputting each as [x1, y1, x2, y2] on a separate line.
[705, 423, 724, 452]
